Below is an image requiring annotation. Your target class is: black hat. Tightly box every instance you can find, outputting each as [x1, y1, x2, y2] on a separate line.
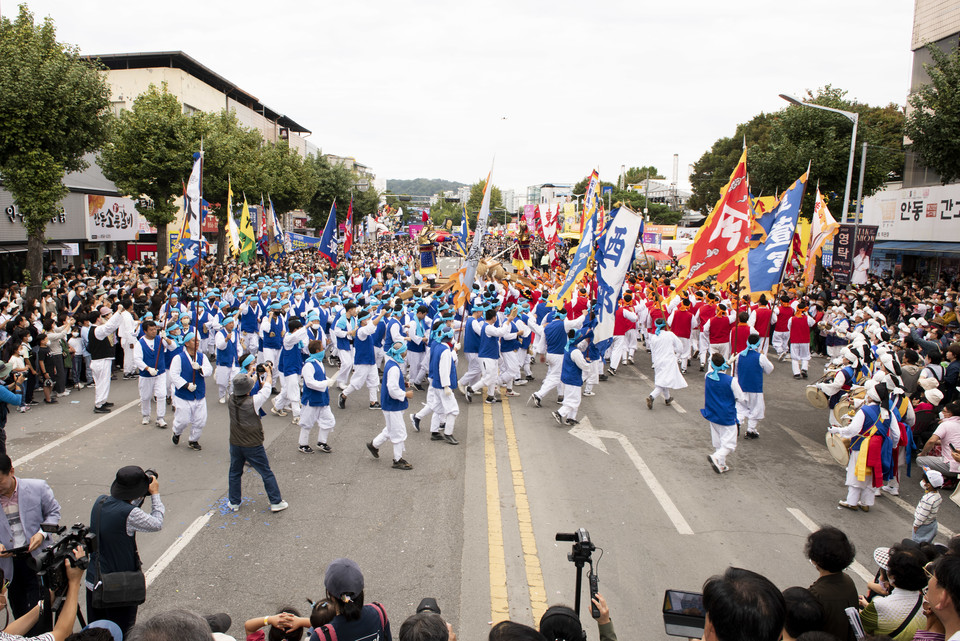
[204, 613, 232, 634]
[110, 466, 150, 501]
[324, 558, 364, 600]
[416, 598, 441, 615]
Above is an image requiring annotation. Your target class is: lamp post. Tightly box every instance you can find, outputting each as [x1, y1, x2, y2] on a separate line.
[779, 94, 859, 224]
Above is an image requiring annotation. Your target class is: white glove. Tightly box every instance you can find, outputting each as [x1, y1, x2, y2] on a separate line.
[314, 380, 330, 391]
[444, 387, 453, 397]
[187, 383, 197, 392]
[191, 359, 202, 370]
[147, 367, 158, 376]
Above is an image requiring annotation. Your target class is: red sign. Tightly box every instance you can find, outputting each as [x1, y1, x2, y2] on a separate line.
[201, 215, 219, 233]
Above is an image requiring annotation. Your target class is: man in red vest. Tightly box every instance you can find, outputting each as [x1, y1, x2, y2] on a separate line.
[667, 298, 695, 373]
[702, 303, 734, 369]
[749, 294, 774, 355]
[787, 300, 815, 379]
[729, 311, 752, 356]
[695, 292, 719, 371]
[608, 293, 639, 375]
[771, 295, 795, 362]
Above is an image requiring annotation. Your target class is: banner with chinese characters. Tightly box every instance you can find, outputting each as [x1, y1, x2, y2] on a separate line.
[86, 195, 138, 241]
[832, 224, 878, 284]
[593, 206, 644, 355]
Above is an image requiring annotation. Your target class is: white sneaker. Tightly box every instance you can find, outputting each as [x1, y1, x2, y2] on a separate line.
[141, 417, 150, 425]
[291, 416, 300, 425]
[881, 485, 899, 496]
[226, 502, 240, 512]
[269, 500, 289, 513]
[156, 418, 167, 428]
[219, 397, 226, 404]
[60, 390, 70, 397]
[583, 390, 596, 396]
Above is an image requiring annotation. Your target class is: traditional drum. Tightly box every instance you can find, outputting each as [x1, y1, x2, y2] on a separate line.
[806, 385, 829, 409]
[825, 432, 851, 466]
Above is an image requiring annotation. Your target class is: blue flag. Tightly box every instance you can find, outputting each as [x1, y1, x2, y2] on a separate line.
[457, 204, 468, 255]
[745, 170, 808, 296]
[318, 201, 339, 266]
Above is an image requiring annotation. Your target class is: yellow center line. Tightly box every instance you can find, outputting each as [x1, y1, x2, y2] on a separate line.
[501, 398, 549, 623]
[484, 401, 510, 623]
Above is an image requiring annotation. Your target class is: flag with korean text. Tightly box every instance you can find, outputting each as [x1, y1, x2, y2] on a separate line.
[593, 206, 644, 355]
[673, 150, 752, 293]
[226, 179, 241, 258]
[550, 172, 601, 308]
[802, 188, 840, 286]
[176, 152, 203, 271]
[744, 169, 808, 297]
[239, 195, 255, 263]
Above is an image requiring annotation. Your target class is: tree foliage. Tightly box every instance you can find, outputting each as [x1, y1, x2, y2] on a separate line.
[304, 154, 352, 227]
[623, 166, 665, 185]
[98, 83, 193, 267]
[0, 4, 111, 290]
[905, 43, 960, 184]
[386, 177, 465, 196]
[257, 140, 315, 217]
[690, 86, 904, 218]
[467, 179, 503, 213]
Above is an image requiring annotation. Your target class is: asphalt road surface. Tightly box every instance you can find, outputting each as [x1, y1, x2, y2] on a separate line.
[9, 345, 955, 640]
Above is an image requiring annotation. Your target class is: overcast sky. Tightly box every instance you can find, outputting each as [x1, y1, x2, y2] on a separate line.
[4, 0, 914, 193]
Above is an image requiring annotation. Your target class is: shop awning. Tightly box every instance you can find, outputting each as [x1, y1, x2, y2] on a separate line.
[0, 243, 74, 254]
[873, 241, 960, 256]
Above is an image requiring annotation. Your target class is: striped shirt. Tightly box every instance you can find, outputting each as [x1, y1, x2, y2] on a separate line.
[915, 491, 942, 528]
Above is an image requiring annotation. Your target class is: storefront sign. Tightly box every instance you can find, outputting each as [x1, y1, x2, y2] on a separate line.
[0, 190, 86, 242]
[61, 243, 80, 256]
[864, 183, 960, 242]
[86, 195, 138, 241]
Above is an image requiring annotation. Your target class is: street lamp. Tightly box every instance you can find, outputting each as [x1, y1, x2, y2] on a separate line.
[778, 93, 859, 224]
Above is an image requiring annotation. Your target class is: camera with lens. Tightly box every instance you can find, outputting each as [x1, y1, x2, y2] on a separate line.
[256, 361, 273, 375]
[556, 528, 601, 619]
[29, 523, 96, 629]
[145, 469, 159, 483]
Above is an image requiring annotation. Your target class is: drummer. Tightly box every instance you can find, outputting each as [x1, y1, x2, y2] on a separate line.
[817, 347, 868, 410]
[828, 381, 900, 512]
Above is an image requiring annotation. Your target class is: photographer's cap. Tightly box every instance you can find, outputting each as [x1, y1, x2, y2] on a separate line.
[232, 373, 254, 397]
[0, 361, 13, 380]
[325, 558, 364, 601]
[110, 466, 150, 502]
[416, 597, 441, 615]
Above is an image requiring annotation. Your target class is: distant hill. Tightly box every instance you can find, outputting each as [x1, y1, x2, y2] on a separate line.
[386, 178, 466, 196]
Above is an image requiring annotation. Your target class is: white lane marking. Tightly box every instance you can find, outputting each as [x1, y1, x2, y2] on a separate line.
[779, 424, 836, 466]
[569, 418, 694, 535]
[145, 510, 214, 587]
[787, 507, 874, 583]
[636, 371, 687, 413]
[14, 398, 139, 467]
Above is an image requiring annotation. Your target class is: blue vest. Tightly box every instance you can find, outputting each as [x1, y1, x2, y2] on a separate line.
[164, 343, 182, 369]
[138, 336, 166, 376]
[290, 298, 308, 319]
[174, 352, 206, 401]
[262, 317, 283, 349]
[407, 318, 428, 353]
[335, 316, 353, 351]
[501, 320, 520, 353]
[535, 302, 551, 324]
[478, 322, 501, 359]
[301, 360, 330, 407]
[851, 404, 889, 452]
[380, 359, 409, 411]
[429, 343, 458, 389]
[354, 326, 376, 365]
[240, 305, 259, 333]
[544, 319, 568, 355]
[519, 314, 532, 349]
[279, 342, 304, 376]
[560, 349, 584, 387]
[216, 329, 239, 367]
[701, 374, 737, 425]
[373, 321, 387, 348]
[736, 350, 764, 394]
[385, 318, 403, 349]
[464, 317, 482, 354]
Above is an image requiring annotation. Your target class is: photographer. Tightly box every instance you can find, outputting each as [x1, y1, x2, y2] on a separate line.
[1, 545, 86, 641]
[86, 466, 164, 636]
[539, 593, 616, 641]
[0, 453, 61, 632]
[0, 363, 26, 453]
[226, 368, 287, 513]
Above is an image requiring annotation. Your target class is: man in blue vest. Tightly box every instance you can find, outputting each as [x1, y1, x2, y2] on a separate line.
[299, 340, 335, 454]
[735, 333, 774, 439]
[170, 332, 213, 451]
[479, 307, 518, 404]
[554, 330, 590, 426]
[259, 303, 285, 390]
[333, 302, 358, 389]
[215, 315, 242, 404]
[367, 342, 415, 469]
[405, 305, 431, 391]
[529, 307, 584, 408]
[239, 292, 260, 358]
[457, 303, 486, 403]
[420, 325, 460, 444]
[272, 319, 310, 423]
[702, 353, 746, 473]
[133, 320, 172, 428]
[498, 305, 528, 398]
[339, 308, 386, 410]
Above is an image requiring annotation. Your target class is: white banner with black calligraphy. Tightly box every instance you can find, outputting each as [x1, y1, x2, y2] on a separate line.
[594, 206, 644, 355]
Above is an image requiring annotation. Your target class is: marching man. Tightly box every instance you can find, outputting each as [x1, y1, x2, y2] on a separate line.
[133, 320, 171, 428]
[170, 332, 213, 451]
[298, 340, 335, 454]
[788, 300, 816, 379]
[553, 330, 590, 427]
[366, 342, 415, 470]
[701, 353, 746, 474]
[645, 318, 687, 409]
[735, 333, 774, 439]
[215, 315, 242, 403]
[426, 325, 460, 444]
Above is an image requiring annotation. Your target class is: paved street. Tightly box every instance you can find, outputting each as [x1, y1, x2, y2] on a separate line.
[9, 350, 956, 640]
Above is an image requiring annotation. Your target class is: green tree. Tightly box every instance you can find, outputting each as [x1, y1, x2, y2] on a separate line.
[623, 166, 665, 185]
[905, 43, 960, 184]
[189, 109, 264, 260]
[98, 83, 193, 268]
[467, 179, 503, 214]
[0, 5, 111, 293]
[304, 154, 353, 227]
[258, 140, 315, 218]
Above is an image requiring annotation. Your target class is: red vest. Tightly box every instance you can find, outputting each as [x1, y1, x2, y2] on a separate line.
[730, 324, 752, 353]
[789, 315, 811, 344]
[671, 309, 693, 339]
[647, 306, 665, 334]
[753, 306, 773, 334]
[698, 303, 717, 326]
[614, 307, 634, 336]
[774, 305, 793, 332]
[709, 315, 732, 344]
[566, 297, 588, 320]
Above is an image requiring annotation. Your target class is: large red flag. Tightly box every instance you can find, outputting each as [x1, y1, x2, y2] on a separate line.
[674, 150, 752, 293]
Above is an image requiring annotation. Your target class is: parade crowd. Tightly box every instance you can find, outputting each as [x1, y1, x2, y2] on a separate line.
[0, 233, 958, 641]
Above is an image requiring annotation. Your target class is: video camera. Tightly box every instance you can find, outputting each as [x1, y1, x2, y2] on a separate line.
[256, 361, 273, 375]
[29, 523, 96, 631]
[556, 528, 600, 620]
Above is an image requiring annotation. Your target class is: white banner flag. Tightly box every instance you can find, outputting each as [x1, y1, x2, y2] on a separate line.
[594, 206, 644, 351]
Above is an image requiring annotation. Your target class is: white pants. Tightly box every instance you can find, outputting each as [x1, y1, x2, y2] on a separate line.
[200, 337, 215, 359]
[460, 353, 482, 388]
[261, 347, 281, 370]
[709, 422, 738, 466]
[122, 341, 137, 375]
[274, 373, 302, 416]
[609, 336, 628, 371]
[406, 351, 429, 384]
[138, 375, 166, 419]
[676, 337, 691, 371]
[650, 386, 672, 400]
[172, 396, 207, 442]
[710, 343, 731, 362]
[791, 344, 811, 374]
[479, 357, 500, 396]
[772, 331, 789, 356]
[698, 333, 711, 364]
[558, 385, 582, 421]
[344, 364, 379, 402]
[335, 349, 355, 387]
[299, 404, 335, 446]
[373, 411, 407, 461]
[625, 328, 639, 358]
[521, 351, 533, 377]
[216, 364, 240, 399]
[242, 332, 259, 357]
[90, 359, 112, 407]
[736, 392, 765, 432]
[499, 351, 521, 389]
[536, 354, 565, 399]
[583, 360, 601, 394]
[427, 387, 459, 434]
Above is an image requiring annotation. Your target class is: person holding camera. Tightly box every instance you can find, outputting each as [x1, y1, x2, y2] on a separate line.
[0, 363, 25, 453]
[226, 367, 288, 513]
[0, 453, 61, 635]
[0, 545, 86, 641]
[87, 466, 164, 636]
